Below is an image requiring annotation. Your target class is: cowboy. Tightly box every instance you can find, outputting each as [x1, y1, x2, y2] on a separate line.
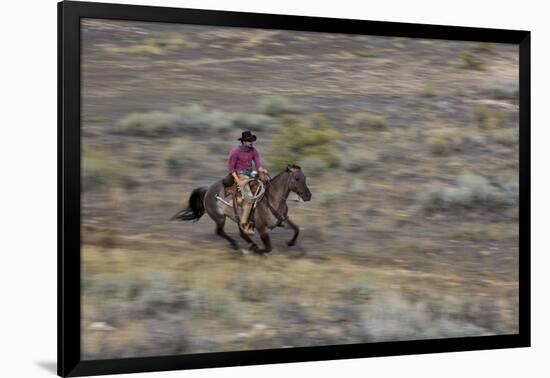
[226, 131, 269, 235]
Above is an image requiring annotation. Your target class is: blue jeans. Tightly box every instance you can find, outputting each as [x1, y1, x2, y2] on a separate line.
[238, 170, 253, 178]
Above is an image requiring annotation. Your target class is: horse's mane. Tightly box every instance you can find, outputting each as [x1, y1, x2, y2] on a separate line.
[270, 164, 301, 182]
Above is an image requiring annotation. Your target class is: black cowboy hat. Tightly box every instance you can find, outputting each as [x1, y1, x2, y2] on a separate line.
[238, 130, 257, 142]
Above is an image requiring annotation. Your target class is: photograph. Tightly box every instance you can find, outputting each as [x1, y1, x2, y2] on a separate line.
[78, 16, 521, 360]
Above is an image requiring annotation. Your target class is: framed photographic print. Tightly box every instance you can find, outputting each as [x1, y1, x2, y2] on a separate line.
[58, 0, 530, 376]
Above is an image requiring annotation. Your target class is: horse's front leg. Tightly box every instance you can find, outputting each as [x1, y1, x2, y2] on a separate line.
[285, 217, 300, 246]
[257, 227, 272, 254]
[238, 227, 259, 252]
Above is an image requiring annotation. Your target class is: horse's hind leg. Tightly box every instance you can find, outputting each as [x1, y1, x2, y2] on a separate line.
[285, 217, 300, 246]
[238, 228, 259, 252]
[215, 216, 239, 250]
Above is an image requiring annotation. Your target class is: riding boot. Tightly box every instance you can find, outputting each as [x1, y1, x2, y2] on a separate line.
[240, 202, 255, 235]
[241, 223, 255, 235]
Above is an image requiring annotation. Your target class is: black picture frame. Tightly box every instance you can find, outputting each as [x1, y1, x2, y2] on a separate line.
[58, 1, 531, 376]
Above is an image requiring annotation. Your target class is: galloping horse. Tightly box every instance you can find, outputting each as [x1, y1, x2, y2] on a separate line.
[172, 165, 312, 254]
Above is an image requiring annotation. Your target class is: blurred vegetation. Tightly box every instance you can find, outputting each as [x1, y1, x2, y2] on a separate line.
[82, 112, 108, 123]
[115, 105, 280, 137]
[116, 111, 182, 137]
[162, 138, 194, 176]
[481, 80, 519, 100]
[419, 84, 439, 98]
[82, 242, 517, 359]
[105, 35, 198, 55]
[474, 42, 495, 54]
[298, 156, 330, 177]
[340, 148, 380, 172]
[473, 105, 508, 130]
[491, 128, 518, 147]
[267, 114, 340, 171]
[425, 129, 465, 156]
[418, 173, 518, 211]
[257, 95, 302, 116]
[319, 189, 348, 205]
[462, 51, 485, 71]
[82, 146, 139, 190]
[349, 111, 387, 130]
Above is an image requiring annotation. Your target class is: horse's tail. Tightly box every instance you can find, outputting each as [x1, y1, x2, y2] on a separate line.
[171, 186, 208, 222]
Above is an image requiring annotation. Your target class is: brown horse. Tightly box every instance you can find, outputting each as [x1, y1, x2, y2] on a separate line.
[172, 165, 312, 254]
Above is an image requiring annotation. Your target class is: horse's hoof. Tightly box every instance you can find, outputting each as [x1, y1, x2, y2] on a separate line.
[286, 240, 296, 247]
[240, 248, 252, 255]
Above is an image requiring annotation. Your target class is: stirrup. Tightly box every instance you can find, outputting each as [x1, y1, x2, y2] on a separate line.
[241, 223, 255, 235]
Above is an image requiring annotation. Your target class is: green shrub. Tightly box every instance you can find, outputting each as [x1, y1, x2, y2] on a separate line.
[82, 113, 107, 123]
[493, 111, 508, 128]
[267, 114, 340, 171]
[299, 156, 330, 177]
[116, 105, 280, 137]
[426, 136, 450, 156]
[319, 189, 347, 205]
[350, 111, 387, 130]
[187, 287, 237, 318]
[473, 106, 491, 129]
[499, 180, 519, 205]
[491, 128, 517, 147]
[116, 111, 183, 137]
[162, 138, 194, 175]
[84, 270, 187, 316]
[341, 148, 380, 172]
[462, 51, 485, 70]
[228, 274, 276, 303]
[475, 42, 495, 54]
[82, 147, 139, 189]
[418, 173, 516, 210]
[473, 105, 507, 130]
[482, 80, 519, 100]
[350, 178, 368, 193]
[345, 279, 373, 301]
[425, 130, 464, 156]
[231, 113, 281, 131]
[361, 294, 491, 342]
[105, 35, 197, 55]
[420, 84, 438, 98]
[170, 105, 217, 132]
[449, 229, 495, 242]
[137, 271, 188, 314]
[257, 95, 301, 116]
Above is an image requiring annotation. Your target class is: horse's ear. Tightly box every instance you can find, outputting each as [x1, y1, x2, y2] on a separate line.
[286, 164, 291, 172]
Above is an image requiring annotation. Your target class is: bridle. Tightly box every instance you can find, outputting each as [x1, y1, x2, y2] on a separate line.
[262, 170, 297, 226]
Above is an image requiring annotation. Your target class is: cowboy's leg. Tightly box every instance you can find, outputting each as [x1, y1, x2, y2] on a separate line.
[237, 174, 252, 226]
[235, 173, 247, 207]
[241, 201, 252, 225]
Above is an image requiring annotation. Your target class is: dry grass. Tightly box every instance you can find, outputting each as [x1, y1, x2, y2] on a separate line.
[82, 233, 518, 359]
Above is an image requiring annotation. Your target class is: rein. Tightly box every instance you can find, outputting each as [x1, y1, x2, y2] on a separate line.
[263, 172, 292, 226]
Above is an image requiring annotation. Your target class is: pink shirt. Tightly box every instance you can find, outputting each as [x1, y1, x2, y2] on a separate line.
[227, 145, 263, 173]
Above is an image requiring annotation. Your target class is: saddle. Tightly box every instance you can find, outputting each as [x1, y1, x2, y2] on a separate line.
[218, 173, 286, 229]
[222, 173, 266, 201]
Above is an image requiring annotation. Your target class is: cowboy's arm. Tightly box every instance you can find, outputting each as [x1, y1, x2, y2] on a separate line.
[228, 149, 246, 186]
[232, 171, 244, 186]
[253, 149, 268, 173]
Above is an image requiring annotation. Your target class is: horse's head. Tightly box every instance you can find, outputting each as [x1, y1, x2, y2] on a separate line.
[286, 164, 312, 202]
